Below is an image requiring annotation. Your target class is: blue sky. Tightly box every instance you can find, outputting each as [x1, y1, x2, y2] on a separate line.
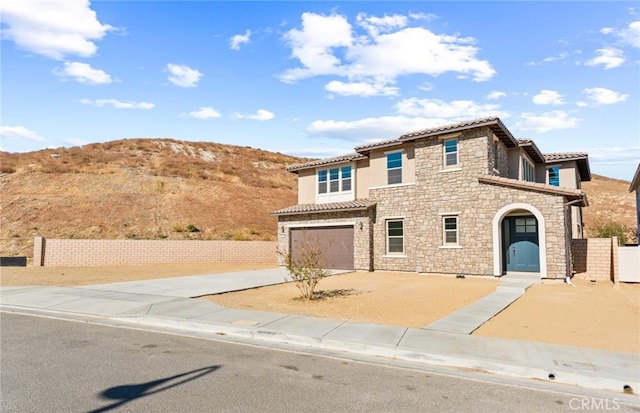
[1, 1, 639, 180]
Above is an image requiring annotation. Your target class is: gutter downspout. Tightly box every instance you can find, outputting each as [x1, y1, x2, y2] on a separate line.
[563, 198, 585, 285]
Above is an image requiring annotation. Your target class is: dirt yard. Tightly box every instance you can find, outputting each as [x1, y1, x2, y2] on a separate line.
[206, 272, 498, 328]
[2, 265, 638, 353]
[0, 263, 276, 287]
[474, 277, 640, 353]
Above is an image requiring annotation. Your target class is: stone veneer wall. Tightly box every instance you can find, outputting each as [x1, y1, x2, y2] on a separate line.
[276, 209, 375, 271]
[368, 126, 569, 278]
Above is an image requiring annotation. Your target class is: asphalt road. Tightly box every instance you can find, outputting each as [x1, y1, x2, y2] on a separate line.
[1, 313, 637, 413]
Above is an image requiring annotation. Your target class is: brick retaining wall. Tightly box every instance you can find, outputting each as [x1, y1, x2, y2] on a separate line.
[33, 237, 277, 266]
[571, 237, 616, 282]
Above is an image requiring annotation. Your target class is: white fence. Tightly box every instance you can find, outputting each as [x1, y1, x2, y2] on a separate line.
[618, 246, 640, 283]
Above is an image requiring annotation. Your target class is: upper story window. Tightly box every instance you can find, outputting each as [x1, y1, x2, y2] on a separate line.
[387, 152, 402, 185]
[444, 139, 459, 168]
[547, 166, 560, 186]
[522, 158, 535, 182]
[493, 140, 500, 171]
[317, 165, 354, 203]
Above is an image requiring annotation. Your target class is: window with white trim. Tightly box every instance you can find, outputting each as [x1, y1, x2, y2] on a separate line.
[547, 166, 560, 186]
[317, 165, 354, 203]
[387, 152, 402, 185]
[522, 158, 535, 182]
[444, 139, 459, 167]
[386, 219, 404, 254]
[443, 216, 459, 246]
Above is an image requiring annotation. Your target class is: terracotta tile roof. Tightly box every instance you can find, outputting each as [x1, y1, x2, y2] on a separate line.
[543, 152, 591, 182]
[478, 175, 588, 206]
[354, 116, 519, 153]
[517, 139, 545, 164]
[354, 137, 403, 153]
[286, 153, 367, 172]
[399, 117, 519, 147]
[271, 199, 376, 216]
[543, 152, 588, 162]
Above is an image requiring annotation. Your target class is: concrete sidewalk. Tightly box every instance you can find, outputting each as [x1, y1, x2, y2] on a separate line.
[1, 269, 638, 398]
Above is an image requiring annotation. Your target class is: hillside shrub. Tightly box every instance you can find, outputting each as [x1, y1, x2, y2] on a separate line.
[590, 221, 628, 246]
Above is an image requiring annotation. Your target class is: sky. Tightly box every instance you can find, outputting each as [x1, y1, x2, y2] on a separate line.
[1, 1, 639, 181]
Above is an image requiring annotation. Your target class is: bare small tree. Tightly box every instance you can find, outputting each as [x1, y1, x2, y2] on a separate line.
[280, 240, 329, 300]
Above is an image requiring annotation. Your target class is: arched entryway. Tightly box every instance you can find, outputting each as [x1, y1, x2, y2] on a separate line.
[492, 203, 547, 278]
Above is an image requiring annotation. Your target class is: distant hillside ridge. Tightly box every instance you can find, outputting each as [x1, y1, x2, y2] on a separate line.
[1, 138, 310, 257]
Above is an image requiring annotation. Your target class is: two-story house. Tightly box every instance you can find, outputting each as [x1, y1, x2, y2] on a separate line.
[272, 117, 590, 280]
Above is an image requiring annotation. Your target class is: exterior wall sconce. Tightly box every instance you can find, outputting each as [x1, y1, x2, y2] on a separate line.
[359, 222, 364, 230]
[281, 226, 285, 233]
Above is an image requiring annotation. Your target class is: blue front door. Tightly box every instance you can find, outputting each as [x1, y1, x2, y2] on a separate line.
[504, 216, 540, 272]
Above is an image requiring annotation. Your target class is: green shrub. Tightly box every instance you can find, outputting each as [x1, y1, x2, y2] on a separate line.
[590, 222, 628, 246]
[186, 224, 200, 233]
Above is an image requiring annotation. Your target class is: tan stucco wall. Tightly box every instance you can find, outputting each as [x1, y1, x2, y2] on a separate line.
[368, 143, 415, 188]
[297, 169, 316, 204]
[355, 159, 370, 199]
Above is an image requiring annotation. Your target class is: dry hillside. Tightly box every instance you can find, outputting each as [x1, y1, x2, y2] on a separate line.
[1, 139, 308, 257]
[0, 139, 636, 258]
[581, 174, 637, 243]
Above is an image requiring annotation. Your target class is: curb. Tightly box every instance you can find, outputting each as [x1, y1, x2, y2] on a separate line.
[114, 314, 640, 396]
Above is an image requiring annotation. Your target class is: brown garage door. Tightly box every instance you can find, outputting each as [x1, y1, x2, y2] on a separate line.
[290, 226, 354, 270]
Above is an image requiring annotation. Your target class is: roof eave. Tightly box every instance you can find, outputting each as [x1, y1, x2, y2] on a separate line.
[398, 118, 518, 148]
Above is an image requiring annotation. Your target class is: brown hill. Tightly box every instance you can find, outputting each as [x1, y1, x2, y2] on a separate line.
[581, 174, 637, 243]
[1, 140, 637, 258]
[1, 139, 309, 257]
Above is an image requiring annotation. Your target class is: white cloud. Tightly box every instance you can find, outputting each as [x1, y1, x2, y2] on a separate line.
[80, 98, 154, 109]
[307, 116, 450, 142]
[585, 48, 625, 69]
[0, 0, 114, 60]
[418, 82, 434, 91]
[526, 52, 569, 66]
[325, 80, 398, 97]
[54, 61, 112, 84]
[618, 21, 640, 47]
[486, 91, 506, 100]
[396, 98, 507, 119]
[583, 87, 629, 105]
[187, 107, 222, 119]
[514, 111, 580, 133]
[234, 109, 275, 121]
[280, 13, 353, 83]
[602, 21, 640, 48]
[586, 146, 640, 164]
[356, 13, 408, 36]
[280, 12, 496, 87]
[166, 64, 202, 88]
[0, 125, 44, 141]
[230, 30, 251, 50]
[532, 90, 565, 105]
